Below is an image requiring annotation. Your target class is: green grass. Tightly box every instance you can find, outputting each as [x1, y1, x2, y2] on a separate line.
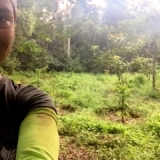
[7, 72, 160, 160]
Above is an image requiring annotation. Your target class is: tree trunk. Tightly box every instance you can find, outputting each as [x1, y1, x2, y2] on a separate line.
[121, 83, 125, 123]
[67, 9, 71, 59]
[151, 36, 157, 90]
[121, 97, 125, 123]
[68, 37, 71, 59]
[152, 54, 156, 90]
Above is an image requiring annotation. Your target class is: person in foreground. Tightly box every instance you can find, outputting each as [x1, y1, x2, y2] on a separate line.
[0, 0, 59, 159]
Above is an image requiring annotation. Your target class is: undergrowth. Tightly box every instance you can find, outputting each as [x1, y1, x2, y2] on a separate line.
[7, 72, 160, 160]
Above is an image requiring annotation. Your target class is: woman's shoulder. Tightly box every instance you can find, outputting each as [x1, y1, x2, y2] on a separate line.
[0, 76, 56, 113]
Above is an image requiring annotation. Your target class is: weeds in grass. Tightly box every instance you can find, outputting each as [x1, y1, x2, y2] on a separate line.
[7, 72, 160, 160]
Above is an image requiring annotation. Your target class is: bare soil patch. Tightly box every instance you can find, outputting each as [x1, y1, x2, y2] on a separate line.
[59, 137, 98, 160]
[104, 112, 142, 124]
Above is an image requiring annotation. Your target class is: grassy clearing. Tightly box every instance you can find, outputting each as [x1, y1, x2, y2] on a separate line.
[8, 72, 160, 160]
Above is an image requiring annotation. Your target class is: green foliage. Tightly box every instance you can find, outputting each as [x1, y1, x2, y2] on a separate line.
[130, 57, 152, 78]
[148, 89, 160, 100]
[96, 55, 128, 74]
[133, 74, 147, 87]
[8, 0, 159, 75]
[16, 9, 36, 37]
[17, 0, 36, 37]
[64, 58, 84, 72]
[143, 113, 160, 138]
[111, 56, 128, 76]
[17, 39, 51, 70]
[60, 104, 77, 112]
[17, 39, 43, 53]
[59, 113, 125, 136]
[113, 67, 131, 122]
[1, 55, 20, 74]
[0, 67, 7, 75]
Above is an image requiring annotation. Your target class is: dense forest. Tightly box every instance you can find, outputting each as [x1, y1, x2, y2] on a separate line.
[2, 0, 160, 76]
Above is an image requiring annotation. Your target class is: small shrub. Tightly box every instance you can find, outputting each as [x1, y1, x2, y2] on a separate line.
[95, 103, 146, 121]
[30, 79, 43, 87]
[0, 67, 7, 75]
[94, 103, 120, 116]
[134, 74, 146, 87]
[58, 114, 126, 136]
[143, 114, 160, 138]
[148, 89, 160, 100]
[2, 56, 20, 74]
[60, 104, 77, 112]
[65, 58, 84, 72]
[94, 106, 110, 116]
[55, 90, 72, 99]
[76, 131, 123, 149]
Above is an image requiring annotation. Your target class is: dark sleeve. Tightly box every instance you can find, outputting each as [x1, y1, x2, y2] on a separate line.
[0, 77, 56, 137]
[15, 85, 56, 114]
[14, 84, 56, 125]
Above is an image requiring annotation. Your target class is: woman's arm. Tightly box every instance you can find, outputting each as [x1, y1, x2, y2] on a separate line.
[16, 107, 59, 160]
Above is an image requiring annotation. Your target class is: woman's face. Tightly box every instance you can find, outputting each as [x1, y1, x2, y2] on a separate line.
[0, 0, 15, 65]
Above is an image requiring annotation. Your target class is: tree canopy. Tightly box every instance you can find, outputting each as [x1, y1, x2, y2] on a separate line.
[2, 0, 160, 75]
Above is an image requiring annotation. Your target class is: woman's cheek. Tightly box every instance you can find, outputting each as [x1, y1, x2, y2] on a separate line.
[0, 27, 15, 64]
